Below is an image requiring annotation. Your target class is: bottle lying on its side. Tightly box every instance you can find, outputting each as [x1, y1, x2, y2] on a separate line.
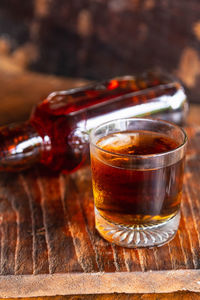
[0, 71, 188, 173]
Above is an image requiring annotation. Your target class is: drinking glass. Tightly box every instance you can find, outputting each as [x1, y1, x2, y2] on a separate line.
[90, 118, 187, 248]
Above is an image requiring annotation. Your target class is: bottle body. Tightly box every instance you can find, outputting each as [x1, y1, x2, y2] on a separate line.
[0, 72, 188, 173]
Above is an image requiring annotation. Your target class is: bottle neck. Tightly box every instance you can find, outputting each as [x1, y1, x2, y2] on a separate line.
[0, 121, 44, 171]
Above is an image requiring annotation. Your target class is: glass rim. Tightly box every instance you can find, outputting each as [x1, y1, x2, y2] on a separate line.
[90, 117, 188, 159]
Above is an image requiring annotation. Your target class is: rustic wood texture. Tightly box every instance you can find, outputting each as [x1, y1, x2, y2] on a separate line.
[2, 293, 200, 300]
[0, 122, 199, 297]
[0, 68, 199, 298]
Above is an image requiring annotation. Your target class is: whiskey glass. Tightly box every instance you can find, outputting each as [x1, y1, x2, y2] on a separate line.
[90, 118, 187, 248]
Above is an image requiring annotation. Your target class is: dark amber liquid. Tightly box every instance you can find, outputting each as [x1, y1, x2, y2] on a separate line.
[91, 131, 184, 226]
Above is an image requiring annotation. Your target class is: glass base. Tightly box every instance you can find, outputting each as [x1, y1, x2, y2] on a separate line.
[95, 208, 180, 248]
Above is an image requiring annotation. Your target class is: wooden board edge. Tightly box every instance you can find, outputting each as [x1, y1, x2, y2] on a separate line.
[0, 270, 200, 298]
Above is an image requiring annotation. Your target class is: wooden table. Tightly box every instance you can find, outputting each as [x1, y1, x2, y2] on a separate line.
[0, 63, 200, 299]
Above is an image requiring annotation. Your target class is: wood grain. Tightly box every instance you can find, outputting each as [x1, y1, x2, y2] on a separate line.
[0, 68, 199, 298]
[0, 124, 199, 297]
[2, 292, 200, 300]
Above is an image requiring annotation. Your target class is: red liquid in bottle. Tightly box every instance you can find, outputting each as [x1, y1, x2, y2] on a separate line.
[0, 72, 187, 173]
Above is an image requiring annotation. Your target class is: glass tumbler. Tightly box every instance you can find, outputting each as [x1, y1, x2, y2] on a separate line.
[90, 118, 187, 248]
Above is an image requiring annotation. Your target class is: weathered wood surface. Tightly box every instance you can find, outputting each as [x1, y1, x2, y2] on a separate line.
[0, 122, 199, 297]
[2, 293, 200, 300]
[0, 67, 199, 298]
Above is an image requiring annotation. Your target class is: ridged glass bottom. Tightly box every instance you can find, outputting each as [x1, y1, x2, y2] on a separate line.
[95, 207, 180, 248]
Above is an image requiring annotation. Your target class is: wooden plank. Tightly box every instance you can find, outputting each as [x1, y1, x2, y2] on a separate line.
[0, 124, 199, 297]
[0, 271, 200, 297]
[0, 68, 199, 298]
[1, 292, 200, 300]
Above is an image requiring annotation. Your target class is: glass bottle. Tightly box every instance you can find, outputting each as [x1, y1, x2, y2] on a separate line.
[0, 71, 188, 173]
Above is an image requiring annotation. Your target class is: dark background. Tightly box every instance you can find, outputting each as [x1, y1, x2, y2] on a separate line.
[0, 0, 200, 102]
